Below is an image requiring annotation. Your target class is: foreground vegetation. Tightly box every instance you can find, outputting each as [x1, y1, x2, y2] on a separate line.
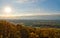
[0, 20, 60, 38]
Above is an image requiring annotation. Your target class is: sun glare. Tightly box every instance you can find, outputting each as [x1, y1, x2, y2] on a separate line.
[4, 6, 12, 14]
[2, 6, 14, 18]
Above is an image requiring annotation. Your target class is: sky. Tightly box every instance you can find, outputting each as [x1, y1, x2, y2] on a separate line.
[0, 0, 60, 19]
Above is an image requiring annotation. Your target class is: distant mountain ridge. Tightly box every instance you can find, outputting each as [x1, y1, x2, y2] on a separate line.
[0, 15, 60, 20]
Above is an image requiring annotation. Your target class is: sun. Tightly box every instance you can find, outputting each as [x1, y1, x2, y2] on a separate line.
[4, 6, 12, 14]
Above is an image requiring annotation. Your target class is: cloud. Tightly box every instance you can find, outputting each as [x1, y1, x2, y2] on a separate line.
[13, 0, 37, 3]
[13, 0, 46, 3]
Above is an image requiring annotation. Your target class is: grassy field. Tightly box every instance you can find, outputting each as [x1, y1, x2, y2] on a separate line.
[0, 20, 60, 38]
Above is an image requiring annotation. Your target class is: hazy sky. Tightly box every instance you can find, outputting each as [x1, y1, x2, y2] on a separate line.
[0, 0, 60, 19]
